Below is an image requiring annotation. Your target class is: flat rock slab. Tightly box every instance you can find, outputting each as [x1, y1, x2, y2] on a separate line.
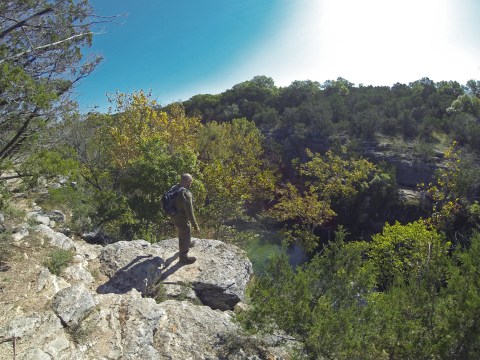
[98, 239, 253, 310]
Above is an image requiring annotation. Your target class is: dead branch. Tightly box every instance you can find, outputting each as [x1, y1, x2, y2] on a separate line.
[0, 32, 94, 64]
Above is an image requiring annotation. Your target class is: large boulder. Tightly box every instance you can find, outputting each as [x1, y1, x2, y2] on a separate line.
[154, 300, 238, 359]
[97, 240, 165, 295]
[35, 224, 75, 250]
[0, 311, 78, 360]
[79, 290, 165, 359]
[97, 238, 253, 310]
[52, 284, 96, 328]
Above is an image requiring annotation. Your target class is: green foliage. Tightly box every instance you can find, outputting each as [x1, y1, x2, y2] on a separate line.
[20, 147, 81, 188]
[435, 232, 480, 358]
[198, 118, 277, 239]
[145, 281, 167, 303]
[422, 142, 462, 232]
[270, 147, 378, 251]
[43, 185, 95, 233]
[119, 139, 201, 240]
[242, 228, 376, 359]
[243, 226, 480, 359]
[43, 248, 74, 276]
[369, 220, 449, 288]
[0, 0, 101, 166]
[0, 230, 12, 266]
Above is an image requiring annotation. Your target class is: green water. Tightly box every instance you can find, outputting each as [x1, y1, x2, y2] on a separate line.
[242, 230, 307, 275]
[244, 234, 284, 274]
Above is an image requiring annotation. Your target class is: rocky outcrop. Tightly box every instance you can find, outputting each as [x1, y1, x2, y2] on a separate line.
[154, 300, 238, 359]
[0, 203, 286, 359]
[97, 238, 253, 311]
[363, 140, 444, 188]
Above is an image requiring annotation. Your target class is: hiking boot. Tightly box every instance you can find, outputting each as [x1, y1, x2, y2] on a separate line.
[179, 256, 196, 264]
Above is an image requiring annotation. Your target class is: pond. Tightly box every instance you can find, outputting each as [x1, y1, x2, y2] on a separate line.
[242, 230, 308, 275]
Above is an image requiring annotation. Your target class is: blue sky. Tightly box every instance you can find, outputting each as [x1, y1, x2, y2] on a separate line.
[75, 0, 480, 113]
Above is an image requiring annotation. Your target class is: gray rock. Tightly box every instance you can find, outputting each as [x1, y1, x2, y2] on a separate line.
[52, 285, 96, 328]
[1, 314, 41, 338]
[163, 283, 198, 301]
[398, 188, 423, 205]
[154, 300, 238, 360]
[35, 224, 75, 250]
[27, 211, 51, 225]
[97, 240, 164, 295]
[74, 240, 102, 260]
[46, 210, 66, 223]
[80, 289, 164, 359]
[20, 311, 77, 359]
[12, 227, 29, 241]
[36, 267, 71, 296]
[98, 238, 253, 310]
[63, 264, 94, 285]
[155, 238, 253, 310]
[17, 348, 52, 360]
[81, 228, 115, 245]
[37, 267, 51, 292]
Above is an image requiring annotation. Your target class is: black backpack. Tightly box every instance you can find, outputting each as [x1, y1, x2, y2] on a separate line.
[162, 187, 182, 216]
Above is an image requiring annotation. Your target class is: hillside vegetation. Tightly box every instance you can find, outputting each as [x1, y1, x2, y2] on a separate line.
[2, 2, 480, 357]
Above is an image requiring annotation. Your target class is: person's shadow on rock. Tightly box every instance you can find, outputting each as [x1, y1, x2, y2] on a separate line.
[97, 255, 163, 294]
[97, 252, 186, 295]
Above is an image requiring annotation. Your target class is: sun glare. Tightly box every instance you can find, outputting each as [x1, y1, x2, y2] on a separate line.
[238, 0, 478, 87]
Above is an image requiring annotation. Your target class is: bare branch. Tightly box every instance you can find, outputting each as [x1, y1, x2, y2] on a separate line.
[0, 110, 40, 160]
[0, 32, 94, 64]
[0, 8, 53, 38]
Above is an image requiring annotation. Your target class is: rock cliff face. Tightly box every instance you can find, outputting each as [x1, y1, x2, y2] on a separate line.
[0, 202, 289, 359]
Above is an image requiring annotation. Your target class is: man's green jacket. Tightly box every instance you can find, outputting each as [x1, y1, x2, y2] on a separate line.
[172, 185, 199, 229]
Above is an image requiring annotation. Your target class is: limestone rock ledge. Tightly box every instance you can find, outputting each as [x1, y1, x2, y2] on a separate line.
[0, 205, 292, 359]
[98, 238, 253, 311]
[0, 202, 288, 360]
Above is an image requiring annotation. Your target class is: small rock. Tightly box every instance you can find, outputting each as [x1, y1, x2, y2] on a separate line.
[35, 224, 75, 250]
[27, 212, 50, 226]
[233, 302, 250, 314]
[12, 227, 29, 241]
[46, 210, 66, 223]
[37, 267, 51, 292]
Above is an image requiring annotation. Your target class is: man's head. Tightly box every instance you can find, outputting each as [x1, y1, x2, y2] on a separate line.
[180, 173, 193, 188]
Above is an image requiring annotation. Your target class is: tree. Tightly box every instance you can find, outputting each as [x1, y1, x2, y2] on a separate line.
[106, 92, 201, 169]
[242, 223, 480, 359]
[321, 77, 354, 96]
[270, 147, 378, 251]
[368, 220, 449, 289]
[0, 0, 106, 173]
[197, 118, 277, 238]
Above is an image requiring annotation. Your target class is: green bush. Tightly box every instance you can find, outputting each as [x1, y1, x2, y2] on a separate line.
[368, 220, 449, 288]
[242, 227, 480, 359]
[43, 248, 74, 275]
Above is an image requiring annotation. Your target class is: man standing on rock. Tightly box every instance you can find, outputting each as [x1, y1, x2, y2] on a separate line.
[171, 173, 200, 264]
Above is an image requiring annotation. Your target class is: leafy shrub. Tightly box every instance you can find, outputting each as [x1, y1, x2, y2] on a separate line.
[368, 220, 449, 288]
[43, 248, 74, 275]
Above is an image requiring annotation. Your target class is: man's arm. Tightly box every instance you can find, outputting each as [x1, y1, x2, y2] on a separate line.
[182, 190, 199, 230]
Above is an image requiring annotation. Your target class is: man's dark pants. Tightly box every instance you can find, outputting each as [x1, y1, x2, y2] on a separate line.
[175, 219, 192, 259]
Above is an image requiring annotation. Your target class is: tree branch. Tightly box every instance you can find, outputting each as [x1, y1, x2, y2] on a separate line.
[0, 110, 39, 160]
[0, 8, 53, 39]
[0, 32, 93, 64]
